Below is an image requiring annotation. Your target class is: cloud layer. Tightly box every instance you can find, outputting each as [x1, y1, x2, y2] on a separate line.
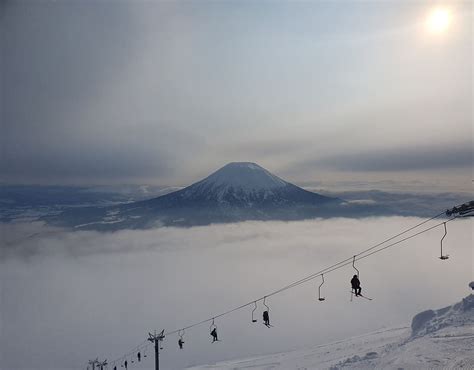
[1, 218, 472, 369]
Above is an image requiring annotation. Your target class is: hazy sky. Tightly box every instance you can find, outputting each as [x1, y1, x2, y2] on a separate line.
[1, 1, 472, 188]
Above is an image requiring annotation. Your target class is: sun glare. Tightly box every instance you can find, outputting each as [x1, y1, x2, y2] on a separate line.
[426, 7, 451, 34]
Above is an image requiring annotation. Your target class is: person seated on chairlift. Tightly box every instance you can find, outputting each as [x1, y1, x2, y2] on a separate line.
[210, 328, 218, 342]
[351, 274, 362, 296]
[178, 338, 184, 349]
[263, 310, 270, 326]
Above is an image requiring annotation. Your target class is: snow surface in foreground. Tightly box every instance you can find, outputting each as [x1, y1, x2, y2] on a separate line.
[188, 294, 474, 370]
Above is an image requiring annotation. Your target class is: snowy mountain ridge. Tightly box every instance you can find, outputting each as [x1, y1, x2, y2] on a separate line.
[182, 162, 289, 203]
[410, 292, 474, 338]
[188, 294, 474, 370]
[51, 162, 342, 229]
[196, 162, 288, 191]
[46, 162, 470, 230]
[177, 162, 315, 205]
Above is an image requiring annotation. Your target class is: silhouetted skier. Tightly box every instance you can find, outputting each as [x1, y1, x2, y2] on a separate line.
[124, 360, 128, 369]
[351, 275, 362, 296]
[178, 338, 184, 349]
[263, 310, 270, 327]
[210, 328, 218, 342]
[137, 352, 141, 362]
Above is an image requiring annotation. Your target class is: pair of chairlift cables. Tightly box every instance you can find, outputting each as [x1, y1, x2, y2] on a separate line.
[99, 209, 462, 369]
[164, 211, 452, 336]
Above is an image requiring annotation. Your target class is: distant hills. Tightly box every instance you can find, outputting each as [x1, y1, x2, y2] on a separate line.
[48, 162, 348, 229]
[1, 162, 467, 230]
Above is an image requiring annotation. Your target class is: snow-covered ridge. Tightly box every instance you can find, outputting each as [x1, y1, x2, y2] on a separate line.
[188, 294, 474, 370]
[196, 162, 288, 192]
[176, 162, 300, 204]
[49, 162, 338, 229]
[411, 293, 474, 338]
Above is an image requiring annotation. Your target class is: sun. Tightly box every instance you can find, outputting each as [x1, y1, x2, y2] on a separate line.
[426, 7, 452, 34]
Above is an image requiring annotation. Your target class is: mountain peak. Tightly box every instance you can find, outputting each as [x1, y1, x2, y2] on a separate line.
[199, 162, 288, 191]
[221, 162, 264, 170]
[166, 161, 337, 207]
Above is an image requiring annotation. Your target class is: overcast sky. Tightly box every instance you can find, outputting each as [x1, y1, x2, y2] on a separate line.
[1, 1, 472, 188]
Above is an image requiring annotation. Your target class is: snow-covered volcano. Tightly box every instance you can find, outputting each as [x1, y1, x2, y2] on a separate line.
[172, 162, 333, 206]
[53, 162, 343, 229]
[176, 162, 290, 204]
[195, 162, 288, 193]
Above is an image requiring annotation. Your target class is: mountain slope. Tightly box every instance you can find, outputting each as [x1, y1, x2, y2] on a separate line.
[188, 294, 474, 370]
[52, 162, 343, 229]
[143, 162, 334, 208]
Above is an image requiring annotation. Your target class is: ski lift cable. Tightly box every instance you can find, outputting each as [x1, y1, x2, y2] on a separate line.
[323, 217, 456, 275]
[101, 208, 461, 364]
[303, 217, 458, 287]
[263, 216, 456, 299]
[258, 211, 449, 298]
[108, 340, 149, 366]
[164, 218, 453, 337]
[259, 210, 448, 296]
[104, 211, 454, 365]
[162, 213, 453, 337]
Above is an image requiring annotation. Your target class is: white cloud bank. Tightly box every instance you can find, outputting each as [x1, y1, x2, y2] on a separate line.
[1, 217, 472, 369]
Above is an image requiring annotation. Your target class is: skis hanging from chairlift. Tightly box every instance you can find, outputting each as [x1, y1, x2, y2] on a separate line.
[349, 291, 373, 300]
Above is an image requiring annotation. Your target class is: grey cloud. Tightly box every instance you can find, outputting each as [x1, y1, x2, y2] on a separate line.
[2, 1, 139, 123]
[300, 142, 472, 172]
[0, 124, 202, 183]
[1, 1, 212, 185]
[1, 1, 472, 186]
[2, 2, 144, 181]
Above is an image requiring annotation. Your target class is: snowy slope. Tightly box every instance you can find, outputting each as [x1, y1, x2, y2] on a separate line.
[177, 162, 289, 204]
[193, 162, 288, 193]
[169, 162, 335, 206]
[188, 294, 474, 370]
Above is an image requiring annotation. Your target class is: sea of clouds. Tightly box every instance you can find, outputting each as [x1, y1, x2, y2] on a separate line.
[1, 217, 471, 369]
